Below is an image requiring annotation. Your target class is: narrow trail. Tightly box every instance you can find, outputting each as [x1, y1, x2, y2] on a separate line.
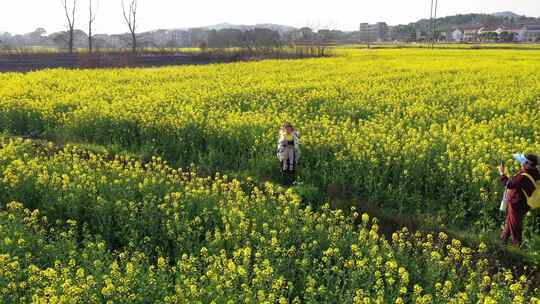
[337, 197, 540, 286]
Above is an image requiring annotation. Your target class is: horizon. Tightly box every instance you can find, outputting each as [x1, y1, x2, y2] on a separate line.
[1, 0, 540, 36]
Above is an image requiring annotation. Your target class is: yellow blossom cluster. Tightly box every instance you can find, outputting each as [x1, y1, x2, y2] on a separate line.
[1, 49, 540, 234]
[0, 139, 538, 302]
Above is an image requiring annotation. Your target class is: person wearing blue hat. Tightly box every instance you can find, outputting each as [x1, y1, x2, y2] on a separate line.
[498, 153, 540, 246]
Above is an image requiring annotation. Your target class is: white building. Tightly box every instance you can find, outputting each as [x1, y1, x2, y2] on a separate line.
[477, 27, 498, 35]
[518, 25, 540, 42]
[452, 29, 464, 42]
[494, 27, 518, 35]
[462, 26, 483, 42]
[449, 25, 540, 43]
[359, 22, 391, 42]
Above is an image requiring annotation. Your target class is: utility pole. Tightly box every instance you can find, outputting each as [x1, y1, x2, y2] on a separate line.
[429, 0, 434, 47]
[367, 26, 371, 49]
[433, 0, 439, 48]
[429, 0, 439, 48]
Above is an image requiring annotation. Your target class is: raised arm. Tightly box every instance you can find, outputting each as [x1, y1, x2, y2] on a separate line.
[501, 173, 525, 189]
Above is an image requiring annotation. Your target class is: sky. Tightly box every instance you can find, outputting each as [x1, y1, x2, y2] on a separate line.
[1, 0, 540, 35]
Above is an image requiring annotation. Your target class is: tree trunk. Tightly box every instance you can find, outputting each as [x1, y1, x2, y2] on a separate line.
[89, 23, 93, 53]
[132, 32, 137, 54]
[69, 28, 74, 53]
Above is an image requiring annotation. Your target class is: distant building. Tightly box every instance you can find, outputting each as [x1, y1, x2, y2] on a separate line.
[187, 28, 210, 47]
[478, 27, 498, 35]
[360, 21, 540, 44]
[462, 26, 483, 42]
[359, 23, 371, 41]
[359, 22, 390, 42]
[415, 30, 429, 41]
[92, 34, 126, 49]
[170, 30, 193, 47]
[518, 25, 540, 42]
[452, 29, 464, 42]
[439, 30, 455, 42]
[477, 27, 500, 42]
[140, 30, 169, 46]
[449, 25, 534, 43]
[389, 28, 412, 42]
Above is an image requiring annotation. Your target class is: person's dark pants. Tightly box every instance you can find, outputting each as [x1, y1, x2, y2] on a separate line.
[280, 146, 297, 186]
[281, 154, 296, 186]
[282, 170, 296, 186]
[501, 200, 530, 246]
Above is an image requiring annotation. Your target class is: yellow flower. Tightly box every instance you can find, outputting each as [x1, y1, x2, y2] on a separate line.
[413, 284, 423, 295]
[483, 297, 497, 304]
[478, 242, 488, 254]
[361, 213, 370, 224]
[157, 257, 167, 269]
[483, 276, 491, 286]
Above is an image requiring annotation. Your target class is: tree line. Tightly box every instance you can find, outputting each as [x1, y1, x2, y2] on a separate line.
[0, 26, 358, 54]
[0, 0, 371, 53]
[0, 0, 139, 54]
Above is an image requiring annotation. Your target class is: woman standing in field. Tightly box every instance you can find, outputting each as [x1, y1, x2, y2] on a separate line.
[498, 153, 540, 246]
[277, 122, 300, 186]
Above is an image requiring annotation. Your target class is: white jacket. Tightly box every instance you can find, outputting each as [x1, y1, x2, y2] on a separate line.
[277, 130, 301, 162]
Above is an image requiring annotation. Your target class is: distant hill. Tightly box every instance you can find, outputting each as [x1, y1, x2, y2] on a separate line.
[191, 12, 540, 35]
[200, 23, 296, 34]
[491, 11, 522, 19]
[399, 12, 540, 32]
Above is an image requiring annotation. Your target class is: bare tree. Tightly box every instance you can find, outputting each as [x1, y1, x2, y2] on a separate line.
[88, 0, 97, 52]
[61, 0, 77, 53]
[122, 0, 138, 54]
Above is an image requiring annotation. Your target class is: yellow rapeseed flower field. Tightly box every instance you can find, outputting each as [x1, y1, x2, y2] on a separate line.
[1, 48, 540, 301]
[0, 138, 538, 302]
[2, 49, 540, 228]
